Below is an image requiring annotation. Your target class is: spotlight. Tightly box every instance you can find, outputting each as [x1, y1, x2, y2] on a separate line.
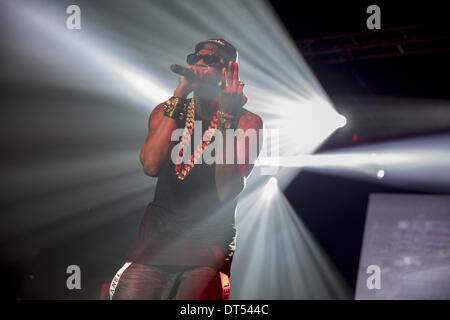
[336, 114, 347, 128]
[377, 169, 385, 179]
[265, 177, 278, 197]
[339, 114, 347, 128]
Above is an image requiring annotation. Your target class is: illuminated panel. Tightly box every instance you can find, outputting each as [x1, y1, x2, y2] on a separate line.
[355, 194, 450, 299]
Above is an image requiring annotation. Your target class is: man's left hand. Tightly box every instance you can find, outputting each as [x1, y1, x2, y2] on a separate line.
[218, 61, 247, 114]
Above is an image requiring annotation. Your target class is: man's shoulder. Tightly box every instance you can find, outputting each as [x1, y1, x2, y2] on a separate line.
[154, 102, 166, 112]
[147, 102, 167, 126]
[239, 108, 263, 129]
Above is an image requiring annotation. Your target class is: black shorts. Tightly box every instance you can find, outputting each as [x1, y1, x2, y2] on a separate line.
[110, 263, 224, 300]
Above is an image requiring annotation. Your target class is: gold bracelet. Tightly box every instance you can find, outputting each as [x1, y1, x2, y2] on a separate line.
[163, 97, 188, 121]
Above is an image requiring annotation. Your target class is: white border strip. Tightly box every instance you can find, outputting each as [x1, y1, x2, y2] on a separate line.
[109, 262, 132, 300]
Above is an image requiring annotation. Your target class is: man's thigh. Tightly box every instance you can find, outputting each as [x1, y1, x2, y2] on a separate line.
[112, 263, 164, 300]
[174, 266, 222, 300]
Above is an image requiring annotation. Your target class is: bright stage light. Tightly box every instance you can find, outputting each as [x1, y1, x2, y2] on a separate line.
[232, 178, 352, 299]
[257, 133, 450, 193]
[256, 150, 426, 169]
[264, 177, 278, 198]
[336, 114, 347, 128]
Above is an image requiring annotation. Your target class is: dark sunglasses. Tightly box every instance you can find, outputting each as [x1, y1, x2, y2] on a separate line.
[186, 53, 224, 67]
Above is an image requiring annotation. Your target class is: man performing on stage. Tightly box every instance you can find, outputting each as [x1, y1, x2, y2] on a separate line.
[110, 39, 263, 300]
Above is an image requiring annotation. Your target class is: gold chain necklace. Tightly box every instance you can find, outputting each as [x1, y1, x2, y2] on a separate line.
[174, 98, 219, 180]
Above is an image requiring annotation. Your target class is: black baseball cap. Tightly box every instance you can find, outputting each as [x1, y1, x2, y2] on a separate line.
[193, 38, 238, 64]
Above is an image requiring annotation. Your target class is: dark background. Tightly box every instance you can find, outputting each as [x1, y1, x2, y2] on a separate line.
[270, 0, 450, 292]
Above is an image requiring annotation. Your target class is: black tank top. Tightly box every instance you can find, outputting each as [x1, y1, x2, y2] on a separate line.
[126, 110, 237, 272]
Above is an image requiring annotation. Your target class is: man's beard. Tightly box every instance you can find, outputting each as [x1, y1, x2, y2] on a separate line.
[194, 81, 221, 101]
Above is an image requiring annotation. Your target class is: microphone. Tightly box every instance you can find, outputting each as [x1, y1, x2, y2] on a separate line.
[170, 64, 196, 79]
